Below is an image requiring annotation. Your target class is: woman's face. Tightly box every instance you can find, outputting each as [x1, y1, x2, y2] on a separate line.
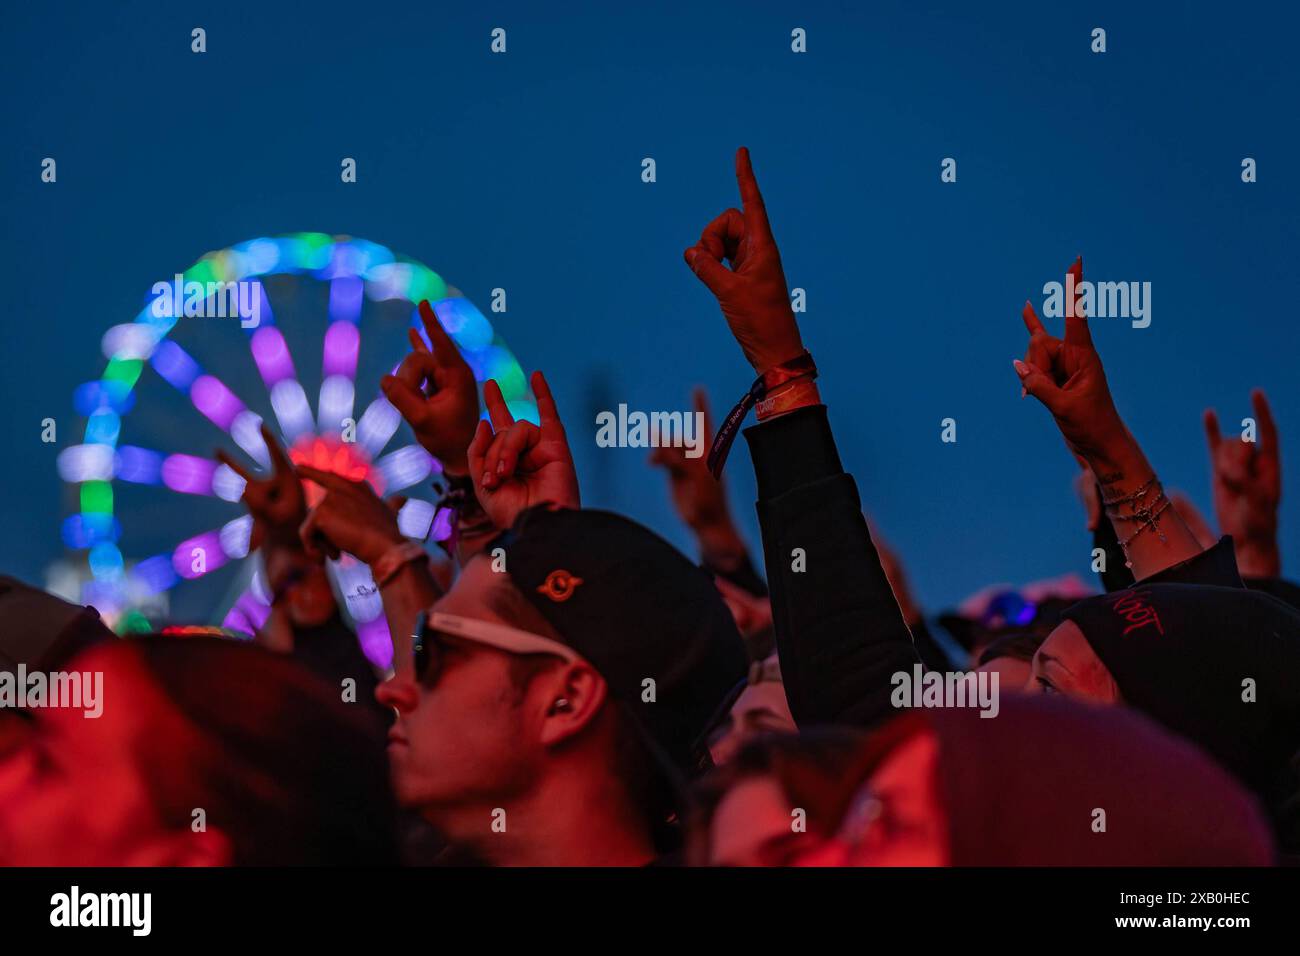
[976, 654, 1032, 690]
[705, 730, 950, 866]
[0, 645, 227, 866]
[707, 773, 820, 865]
[707, 678, 797, 766]
[1025, 620, 1121, 702]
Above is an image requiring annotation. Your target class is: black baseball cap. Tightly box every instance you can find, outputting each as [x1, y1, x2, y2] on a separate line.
[0, 575, 114, 674]
[490, 506, 748, 779]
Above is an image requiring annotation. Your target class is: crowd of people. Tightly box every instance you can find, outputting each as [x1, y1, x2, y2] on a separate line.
[2, 148, 1297, 867]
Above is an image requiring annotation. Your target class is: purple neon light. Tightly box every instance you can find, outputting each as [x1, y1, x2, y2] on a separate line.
[172, 530, 227, 579]
[161, 454, 217, 496]
[322, 320, 360, 377]
[250, 326, 295, 386]
[189, 375, 246, 431]
[222, 605, 254, 636]
[357, 616, 393, 671]
[431, 506, 455, 542]
[235, 590, 271, 630]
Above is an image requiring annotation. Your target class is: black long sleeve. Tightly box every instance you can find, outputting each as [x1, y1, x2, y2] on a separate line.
[1093, 511, 1245, 590]
[742, 405, 921, 730]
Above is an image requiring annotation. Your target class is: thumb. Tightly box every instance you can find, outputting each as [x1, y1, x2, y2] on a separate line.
[1014, 359, 1065, 414]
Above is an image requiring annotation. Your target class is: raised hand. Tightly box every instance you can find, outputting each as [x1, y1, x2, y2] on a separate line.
[1204, 389, 1282, 576]
[649, 388, 748, 567]
[215, 423, 307, 551]
[466, 371, 580, 531]
[649, 388, 730, 529]
[683, 147, 804, 374]
[296, 465, 404, 566]
[381, 299, 480, 476]
[1014, 257, 1128, 467]
[1015, 257, 1201, 579]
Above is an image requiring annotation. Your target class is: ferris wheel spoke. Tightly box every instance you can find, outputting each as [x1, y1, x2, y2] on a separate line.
[249, 326, 314, 443]
[372, 443, 435, 493]
[148, 339, 272, 468]
[354, 392, 403, 458]
[221, 581, 271, 637]
[168, 514, 253, 581]
[318, 278, 361, 438]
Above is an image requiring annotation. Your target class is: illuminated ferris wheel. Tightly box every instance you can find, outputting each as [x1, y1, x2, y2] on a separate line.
[56, 233, 534, 666]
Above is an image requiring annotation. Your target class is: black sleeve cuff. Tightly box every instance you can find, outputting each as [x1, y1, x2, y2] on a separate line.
[1140, 536, 1244, 588]
[742, 405, 842, 500]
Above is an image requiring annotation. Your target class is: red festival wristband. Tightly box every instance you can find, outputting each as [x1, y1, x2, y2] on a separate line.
[706, 350, 818, 479]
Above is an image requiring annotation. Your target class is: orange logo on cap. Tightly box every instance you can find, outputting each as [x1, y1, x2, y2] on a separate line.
[537, 569, 583, 602]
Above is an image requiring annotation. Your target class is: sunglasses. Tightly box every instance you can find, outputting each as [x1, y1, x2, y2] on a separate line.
[412, 610, 583, 685]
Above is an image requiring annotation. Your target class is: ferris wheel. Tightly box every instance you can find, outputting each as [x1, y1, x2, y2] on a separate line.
[56, 233, 533, 666]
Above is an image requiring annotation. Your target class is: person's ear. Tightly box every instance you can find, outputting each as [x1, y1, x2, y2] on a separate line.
[125, 826, 233, 867]
[536, 663, 608, 748]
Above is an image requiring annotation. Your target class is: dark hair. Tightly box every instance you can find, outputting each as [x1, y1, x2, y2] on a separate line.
[976, 627, 1049, 667]
[125, 635, 399, 865]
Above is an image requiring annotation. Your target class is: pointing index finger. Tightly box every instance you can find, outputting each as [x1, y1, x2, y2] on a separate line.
[417, 300, 460, 367]
[735, 147, 771, 237]
[261, 423, 294, 476]
[1064, 256, 1094, 349]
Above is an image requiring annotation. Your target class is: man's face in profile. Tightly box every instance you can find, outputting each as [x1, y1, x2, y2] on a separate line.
[379, 557, 544, 819]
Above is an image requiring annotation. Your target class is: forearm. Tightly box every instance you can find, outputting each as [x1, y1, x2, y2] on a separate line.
[379, 558, 441, 679]
[1088, 432, 1203, 581]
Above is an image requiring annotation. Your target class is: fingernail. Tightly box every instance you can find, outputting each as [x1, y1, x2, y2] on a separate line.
[1013, 359, 1029, 377]
[481, 472, 492, 487]
[496, 460, 506, 476]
